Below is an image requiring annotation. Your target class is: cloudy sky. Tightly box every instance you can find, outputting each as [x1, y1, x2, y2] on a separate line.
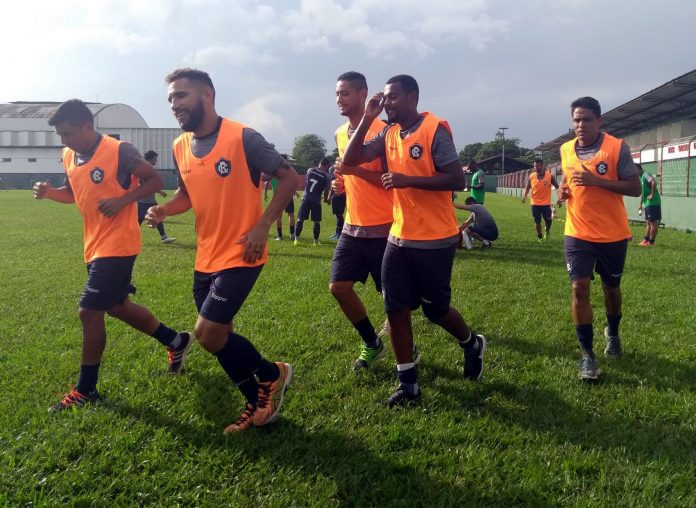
[2, 0, 694, 153]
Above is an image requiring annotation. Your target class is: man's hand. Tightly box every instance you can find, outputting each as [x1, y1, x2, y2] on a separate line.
[334, 157, 359, 176]
[97, 196, 127, 217]
[32, 181, 51, 199]
[521, 196, 526, 203]
[365, 92, 385, 120]
[332, 174, 345, 195]
[646, 193, 653, 201]
[381, 172, 411, 190]
[571, 166, 600, 187]
[558, 181, 571, 201]
[237, 223, 268, 264]
[145, 205, 167, 226]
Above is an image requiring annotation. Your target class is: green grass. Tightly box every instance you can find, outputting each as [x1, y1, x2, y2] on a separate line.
[1, 190, 695, 507]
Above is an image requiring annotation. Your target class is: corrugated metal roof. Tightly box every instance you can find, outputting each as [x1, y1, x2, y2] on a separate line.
[0, 101, 102, 118]
[535, 68, 696, 153]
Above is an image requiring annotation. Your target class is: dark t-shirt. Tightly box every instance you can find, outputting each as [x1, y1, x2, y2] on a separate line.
[302, 167, 330, 203]
[64, 134, 141, 191]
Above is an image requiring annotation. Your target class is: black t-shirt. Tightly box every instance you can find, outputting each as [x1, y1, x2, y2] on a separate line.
[302, 167, 329, 203]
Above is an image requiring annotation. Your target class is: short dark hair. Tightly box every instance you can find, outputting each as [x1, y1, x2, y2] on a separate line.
[571, 96, 601, 117]
[47, 99, 93, 127]
[534, 158, 543, 164]
[465, 197, 478, 205]
[386, 75, 419, 100]
[337, 71, 367, 92]
[319, 158, 331, 166]
[468, 159, 478, 168]
[144, 150, 158, 161]
[165, 68, 215, 92]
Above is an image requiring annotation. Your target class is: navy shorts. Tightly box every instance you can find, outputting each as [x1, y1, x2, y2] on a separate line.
[80, 256, 137, 311]
[284, 198, 295, 215]
[193, 265, 263, 324]
[137, 202, 155, 225]
[564, 236, 628, 288]
[644, 205, 661, 222]
[381, 241, 456, 320]
[297, 200, 322, 222]
[531, 204, 552, 224]
[470, 224, 499, 241]
[331, 193, 347, 215]
[330, 234, 388, 291]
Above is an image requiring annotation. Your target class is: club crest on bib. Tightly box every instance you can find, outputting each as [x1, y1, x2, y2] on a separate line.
[409, 144, 423, 160]
[595, 161, 608, 175]
[90, 168, 104, 184]
[214, 157, 231, 177]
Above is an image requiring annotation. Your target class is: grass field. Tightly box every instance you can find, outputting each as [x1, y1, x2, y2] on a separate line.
[1, 189, 695, 507]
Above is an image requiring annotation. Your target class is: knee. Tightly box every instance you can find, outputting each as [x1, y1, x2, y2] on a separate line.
[329, 281, 352, 298]
[571, 280, 590, 302]
[423, 304, 447, 324]
[194, 321, 227, 352]
[79, 307, 103, 325]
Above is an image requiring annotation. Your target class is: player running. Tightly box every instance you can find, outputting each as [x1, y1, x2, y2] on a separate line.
[522, 159, 559, 240]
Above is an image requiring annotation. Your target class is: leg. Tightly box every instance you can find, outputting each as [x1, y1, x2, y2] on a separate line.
[107, 297, 160, 335]
[79, 307, 108, 366]
[275, 213, 283, 239]
[312, 221, 321, 242]
[330, 281, 367, 323]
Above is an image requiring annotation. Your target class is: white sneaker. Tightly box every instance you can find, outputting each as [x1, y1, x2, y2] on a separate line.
[462, 232, 473, 250]
[161, 236, 176, 244]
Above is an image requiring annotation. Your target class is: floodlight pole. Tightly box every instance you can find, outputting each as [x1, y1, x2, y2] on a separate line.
[498, 127, 508, 173]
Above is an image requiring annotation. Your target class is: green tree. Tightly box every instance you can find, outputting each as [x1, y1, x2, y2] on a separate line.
[292, 134, 327, 168]
[458, 143, 482, 165]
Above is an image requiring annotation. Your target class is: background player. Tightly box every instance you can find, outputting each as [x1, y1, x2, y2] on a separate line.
[522, 158, 559, 240]
[294, 158, 330, 245]
[137, 150, 176, 244]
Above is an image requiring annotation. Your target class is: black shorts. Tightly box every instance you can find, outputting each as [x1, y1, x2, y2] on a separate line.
[531, 204, 552, 224]
[137, 202, 156, 225]
[644, 205, 661, 222]
[330, 234, 388, 291]
[80, 256, 137, 311]
[470, 224, 499, 241]
[297, 200, 322, 222]
[564, 236, 628, 288]
[331, 194, 347, 215]
[193, 265, 263, 324]
[381, 241, 456, 320]
[284, 198, 295, 214]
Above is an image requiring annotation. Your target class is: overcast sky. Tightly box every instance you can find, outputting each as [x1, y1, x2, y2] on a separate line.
[2, 0, 694, 153]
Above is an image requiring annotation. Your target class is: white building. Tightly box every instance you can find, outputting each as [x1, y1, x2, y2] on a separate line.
[0, 101, 181, 188]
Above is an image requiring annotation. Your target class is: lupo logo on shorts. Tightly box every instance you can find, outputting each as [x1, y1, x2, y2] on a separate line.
[214, 158, 232, 177]
[595, 161, 608, 175]
[90, 168, 104, 184]
[409, 144, 423, 160]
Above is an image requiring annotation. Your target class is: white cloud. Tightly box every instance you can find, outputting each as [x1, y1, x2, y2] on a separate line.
[232, 94, 288, 136]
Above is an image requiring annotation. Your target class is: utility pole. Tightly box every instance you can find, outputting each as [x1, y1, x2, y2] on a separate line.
[498, 127, 508, 174]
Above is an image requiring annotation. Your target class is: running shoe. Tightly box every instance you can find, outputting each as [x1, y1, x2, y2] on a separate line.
[223, 403, 256, 434]
[167, 332, 193, 374]
[49, 388, 100, 412]
[252, 362, 293, 426]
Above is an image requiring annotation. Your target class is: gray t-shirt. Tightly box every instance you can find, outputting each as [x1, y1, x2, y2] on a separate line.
[466, 204, 497, 230]
[573, 133, 638, 180]
[64, 134, 142, 191]
[176, 118, 284, 190]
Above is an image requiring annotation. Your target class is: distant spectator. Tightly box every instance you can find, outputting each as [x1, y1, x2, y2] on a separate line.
[469, 160, 486, 204]
[454, 196, 498, 249]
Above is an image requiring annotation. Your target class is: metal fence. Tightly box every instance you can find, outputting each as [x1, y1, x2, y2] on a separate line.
[498, 136, 696, 197]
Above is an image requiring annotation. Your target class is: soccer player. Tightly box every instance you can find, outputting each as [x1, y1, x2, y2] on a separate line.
[558, 96, 641, 380]
[147, 68, 297, 433]
[637, 163, 661, 246]
[343, 74, 486, 407]
[522, 159, 559, 240]
[294, 158, 330, 245]
[33, 99, 192, 412]
[137, 150, 176, 244]
[454, 197, 499, 249]
[469, 160, 486, 204]
[329, 71, 394, 371]
[264, 159, 298, 241]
